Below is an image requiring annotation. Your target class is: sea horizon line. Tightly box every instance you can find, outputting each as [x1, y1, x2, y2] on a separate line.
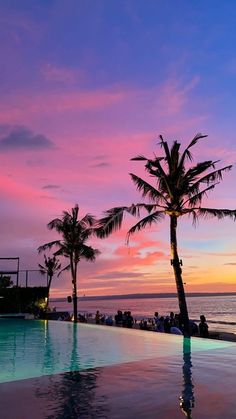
[51, 291, 236, 302]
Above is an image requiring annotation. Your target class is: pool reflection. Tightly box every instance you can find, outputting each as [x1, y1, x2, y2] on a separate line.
[36, 323, 107, 419]
[179, 337, 195, 418]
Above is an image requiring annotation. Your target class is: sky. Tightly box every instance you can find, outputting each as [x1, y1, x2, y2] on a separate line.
[0, 0, 236, 297]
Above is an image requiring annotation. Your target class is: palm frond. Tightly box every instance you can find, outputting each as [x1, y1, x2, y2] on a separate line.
[196, 207, 236, 221]
[53, 246, 70, 257]
[72, 204, 79, 221]
[47, 218, 63, 231]
[188, 165, 232, 195]
[183, 184, 217, 207]
[38, 264, 46, 275]
[80, 213, 96, 228]
[145, 158, 173, 199]
[184, 161, 215, 182]
[96, 206, 128, 238]
[58, 264, 70, 277]
[187, 133, 208, 149]
[38, 240, 62, 253]
[130, 155, 148, 161]
[80, 244, 101, 261]
[180, 133, 207, 164]
[129, 173, 168, 204]
[159, 135, 171, 168]
[126, 210, 165, 242]
[190, 209, 199, 227]
[170, 141, 180, 170]
[127, 203, 163, 215]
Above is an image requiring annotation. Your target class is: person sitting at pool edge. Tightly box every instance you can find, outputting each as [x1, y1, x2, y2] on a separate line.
[199, 315, 209, 338]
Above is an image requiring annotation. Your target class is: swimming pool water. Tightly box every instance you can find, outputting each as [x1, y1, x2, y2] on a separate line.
[0, 319, 234, 384]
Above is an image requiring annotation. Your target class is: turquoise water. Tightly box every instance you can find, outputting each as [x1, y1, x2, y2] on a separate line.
[0, 319, 234, 384]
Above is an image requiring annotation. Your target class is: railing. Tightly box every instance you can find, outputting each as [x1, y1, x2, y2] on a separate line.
[0, 257, 48, 288]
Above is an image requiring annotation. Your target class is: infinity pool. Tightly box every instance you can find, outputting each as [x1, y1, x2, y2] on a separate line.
[0, 318, 233, 384]
[1, 319, 236, 418]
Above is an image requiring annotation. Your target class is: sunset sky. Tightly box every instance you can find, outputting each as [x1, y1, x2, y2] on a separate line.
[0, 1, 236, 297]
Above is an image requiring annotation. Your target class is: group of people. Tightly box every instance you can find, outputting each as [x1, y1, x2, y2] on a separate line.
[76, 309, 209, 338]
[139, 311, 183, 334]
[95, 310, 114, 326]
[94, 309, 135, 328]
[114, 310, 134, 328]
[139, 311, 209, 338]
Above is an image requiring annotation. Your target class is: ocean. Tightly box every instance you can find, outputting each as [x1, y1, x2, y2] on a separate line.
[50, 294, 236, 334]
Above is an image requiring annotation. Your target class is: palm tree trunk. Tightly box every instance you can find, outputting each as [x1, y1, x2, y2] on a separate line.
[70, 256, 77, 323]
[46, 275, 53, 309]
[73, 276, 77, 323]
[170, 215, 189, 336]
[73, 262, 78, 323]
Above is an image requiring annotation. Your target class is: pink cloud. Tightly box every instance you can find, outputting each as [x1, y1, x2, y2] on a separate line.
[0, 75, 203, 127]
[41, 63, 85, 85]
[153, 76, 200, 117]
[0, 88, 130, 124]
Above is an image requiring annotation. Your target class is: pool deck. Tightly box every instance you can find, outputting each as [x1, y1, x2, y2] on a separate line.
[1, 340, 236, 418]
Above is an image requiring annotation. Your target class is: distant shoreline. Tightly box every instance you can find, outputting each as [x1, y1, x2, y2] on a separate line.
[51, 292, 236, 302]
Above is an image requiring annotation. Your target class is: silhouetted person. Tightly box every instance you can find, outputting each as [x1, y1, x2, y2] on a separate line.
[105, 315, 113, 326]
[189, 320, 198, 336]
[174, 313, 180, 328]
[155, 316, 165, 332]
[115, 310, 123, 326]
[126, 311, 134, 328]
[154, 311, 159, 323]
[122, 311, 128, 327]
[95, 310, 100, 324]
[170, 311, 175, 327]
[199, 315, 209, 338]
[164, 316, 171, 333]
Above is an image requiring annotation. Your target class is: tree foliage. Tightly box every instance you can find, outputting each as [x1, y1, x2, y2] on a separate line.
[38, 205, 100, 321]
[0, 275, 13, 289]
[96, 134, 236, 334]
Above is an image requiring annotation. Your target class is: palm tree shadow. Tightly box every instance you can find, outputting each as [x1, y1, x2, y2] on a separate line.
[179, 337, 195, 418]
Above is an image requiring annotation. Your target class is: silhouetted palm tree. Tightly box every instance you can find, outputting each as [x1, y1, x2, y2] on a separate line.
[38, 205, 100, 322]
[38, 254, 61, 307]
[96, 134, 236, 335]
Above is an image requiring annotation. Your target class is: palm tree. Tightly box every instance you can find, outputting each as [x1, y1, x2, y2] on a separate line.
[38, 205, 100, 322]
[96, 134, 236, 335]
[38, 254, 61, 307]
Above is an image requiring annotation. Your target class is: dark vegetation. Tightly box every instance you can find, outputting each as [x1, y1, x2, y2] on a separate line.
[0, 286, 48, 314]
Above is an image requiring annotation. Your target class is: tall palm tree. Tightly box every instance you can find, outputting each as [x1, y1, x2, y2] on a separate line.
[38, 205, 100, 323]
[38, 254, 61, 307]
[96, 134, 236, 335]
